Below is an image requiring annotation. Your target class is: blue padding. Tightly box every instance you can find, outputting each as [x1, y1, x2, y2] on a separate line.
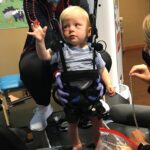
[0, 74, 24, 92]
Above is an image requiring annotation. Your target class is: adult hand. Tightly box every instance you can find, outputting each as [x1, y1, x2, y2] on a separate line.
[129, 129, 148, 146]
[55, 72, 69, 105]
[129, 64, 150, 83]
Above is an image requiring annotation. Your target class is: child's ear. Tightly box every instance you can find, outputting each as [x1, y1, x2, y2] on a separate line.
[87, 27, 92, 37]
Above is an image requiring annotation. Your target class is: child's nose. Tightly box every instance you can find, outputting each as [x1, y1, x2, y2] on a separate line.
[69, 25, 75, 31]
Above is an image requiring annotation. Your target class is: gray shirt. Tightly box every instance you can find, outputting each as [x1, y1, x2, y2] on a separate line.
[51, 43, 105, 89]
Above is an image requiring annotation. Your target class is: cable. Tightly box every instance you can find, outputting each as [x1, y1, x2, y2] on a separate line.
[129, 76, 139, 129]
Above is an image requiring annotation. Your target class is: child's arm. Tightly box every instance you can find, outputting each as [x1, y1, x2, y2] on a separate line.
[100, 67, 115, 96]
[27, 23, 52, 60]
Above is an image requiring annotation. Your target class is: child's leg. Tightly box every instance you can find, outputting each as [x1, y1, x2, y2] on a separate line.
[68, 122, 82, 150]
[90, 117, 103, 150]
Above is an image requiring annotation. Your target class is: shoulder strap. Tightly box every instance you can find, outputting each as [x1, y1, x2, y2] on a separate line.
[50, 18, 67, 72]
[59, 47, 67, 72]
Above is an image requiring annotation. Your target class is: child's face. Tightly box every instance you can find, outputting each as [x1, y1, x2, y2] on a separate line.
[62, 14, 91, 48]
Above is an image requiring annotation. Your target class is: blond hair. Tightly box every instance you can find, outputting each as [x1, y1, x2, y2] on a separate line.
[59, 6, 90, 26]
[143, 14, 150, 43]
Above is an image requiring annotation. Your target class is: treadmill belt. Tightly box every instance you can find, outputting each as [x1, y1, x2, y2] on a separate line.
[46, 111, 94, 150]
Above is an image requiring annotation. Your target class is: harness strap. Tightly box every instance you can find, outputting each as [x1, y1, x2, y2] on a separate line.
[50, 0, 99, 82]
[50, 18, 67, 72]
[92, 47, 96, 70]
[51, 1, 96, 81]
[61, 70, 98, 83]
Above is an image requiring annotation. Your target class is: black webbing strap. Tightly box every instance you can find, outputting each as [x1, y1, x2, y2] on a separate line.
[50, 18, 67, 72]
[61, 70, 98, 82]
[91, 0, 99, 71]
[92, 47, 96, 70]
[50, 18, 97, 74]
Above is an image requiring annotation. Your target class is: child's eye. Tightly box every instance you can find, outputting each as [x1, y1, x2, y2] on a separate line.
[63, 25, 68, 29]
[75, 23, 81, 27]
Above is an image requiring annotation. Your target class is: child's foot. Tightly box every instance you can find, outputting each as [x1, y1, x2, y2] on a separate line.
[72, 143, 82, 150]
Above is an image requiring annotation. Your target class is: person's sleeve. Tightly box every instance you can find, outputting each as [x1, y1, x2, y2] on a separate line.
[50, 52, 59, 64]
[95, 52, 106, 70]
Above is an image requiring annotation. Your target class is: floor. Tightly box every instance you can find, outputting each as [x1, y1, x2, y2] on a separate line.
[46, 112, 94, 150]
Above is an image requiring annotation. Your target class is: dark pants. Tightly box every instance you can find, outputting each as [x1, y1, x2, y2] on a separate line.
[19, 51, 52, 105]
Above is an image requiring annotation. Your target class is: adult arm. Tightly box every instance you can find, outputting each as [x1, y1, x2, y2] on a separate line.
[129, 64, 150, 84]
[129, 129, 150, 150]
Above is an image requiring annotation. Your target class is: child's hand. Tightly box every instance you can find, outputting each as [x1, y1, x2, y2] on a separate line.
[27, 23, 47, 41]
[107, 84, 115, 96]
